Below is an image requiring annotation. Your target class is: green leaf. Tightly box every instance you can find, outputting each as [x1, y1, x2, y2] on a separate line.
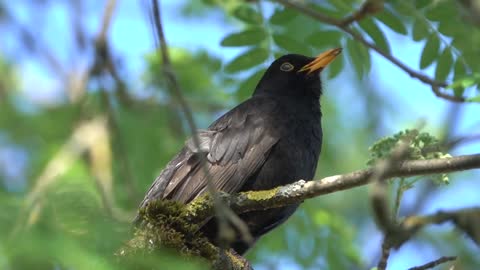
[224, 48, 269, 73]
[328, 0, 353, 14]
[467, 95, 480, 102]
[273, 34, 311, 54]
[327, 53, 344, 79]
[412, 18, 430, 41]
[269, 7, 297, 25]
[346, 38, 370, 79]
[425, 2, 455, 22]
[358, 18, 391, 54]
[232, 5, 262, 24]
[236, 69, 265, 100]
[438, 19, 461, 37]
[220, 28, 267, 47]
[435, 48, 453, 81]
[452, 60, 467, 97]
[305, 30, 342, 49]
[375, 9, 407, 35]
[454, 59, 467, 81]
[420, 34, 440, 69]
[415, 0, 431, 9]
[447, 74, 480, 97]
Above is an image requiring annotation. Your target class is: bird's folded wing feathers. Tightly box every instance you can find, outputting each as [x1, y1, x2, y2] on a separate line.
[138, 100, 280, 209]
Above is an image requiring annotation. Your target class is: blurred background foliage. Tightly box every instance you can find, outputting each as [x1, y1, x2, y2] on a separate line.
[0, 0, 480, 269]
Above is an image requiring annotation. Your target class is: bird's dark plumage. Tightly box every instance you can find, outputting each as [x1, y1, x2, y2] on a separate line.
[136, 49, 341, 254]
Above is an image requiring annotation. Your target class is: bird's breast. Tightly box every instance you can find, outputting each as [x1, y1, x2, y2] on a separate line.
[242, 98, 322, 191]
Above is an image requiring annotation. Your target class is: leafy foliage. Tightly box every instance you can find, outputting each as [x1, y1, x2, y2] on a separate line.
[368, 129, 451, 184]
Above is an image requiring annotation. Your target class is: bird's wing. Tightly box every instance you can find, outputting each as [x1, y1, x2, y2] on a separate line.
[138, 98, 280, 209]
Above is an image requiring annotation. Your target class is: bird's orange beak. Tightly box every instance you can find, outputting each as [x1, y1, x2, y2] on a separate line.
[298, 48, 342, 74]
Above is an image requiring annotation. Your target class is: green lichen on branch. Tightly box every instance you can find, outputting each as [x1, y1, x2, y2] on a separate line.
[120, 199, 217, 261]
[117, 199, 252, 270]
[243, 186, 280, 202]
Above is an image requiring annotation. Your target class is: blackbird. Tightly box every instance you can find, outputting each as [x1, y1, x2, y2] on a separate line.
[135, 48, 342, 254]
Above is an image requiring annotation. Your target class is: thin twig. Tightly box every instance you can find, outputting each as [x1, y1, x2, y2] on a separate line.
[274, 0, 466, 102]
[148, 0, 253, 247]
[376, 237, 391, 270]
[339, 0, 384, 26]
[408, 256, 457, 270]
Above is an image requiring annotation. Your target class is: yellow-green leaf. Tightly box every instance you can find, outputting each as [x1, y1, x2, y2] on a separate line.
[467, 95, 480, 102]
[220, 28, 267, 47]
[224, 48, 269, 73]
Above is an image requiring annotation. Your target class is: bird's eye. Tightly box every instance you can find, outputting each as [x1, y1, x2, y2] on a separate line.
[280, 62, 294, 72]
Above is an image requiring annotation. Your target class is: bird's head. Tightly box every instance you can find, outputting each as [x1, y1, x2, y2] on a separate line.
[253, 48, 342, 98]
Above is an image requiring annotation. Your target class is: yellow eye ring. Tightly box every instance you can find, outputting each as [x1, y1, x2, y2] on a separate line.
[280, 62, 294, 72]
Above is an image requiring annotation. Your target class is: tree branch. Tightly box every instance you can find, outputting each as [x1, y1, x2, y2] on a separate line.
[183, 153, 480, 226]
[408, 256, 457, 270]
[339, 0, 384, 26]
[274, 0, 466, 102]
[125, 153, 479, 268]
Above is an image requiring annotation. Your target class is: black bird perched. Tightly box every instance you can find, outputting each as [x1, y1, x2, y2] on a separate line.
[135, 48, 342, 254]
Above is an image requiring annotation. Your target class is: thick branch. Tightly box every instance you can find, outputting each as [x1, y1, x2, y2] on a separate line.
[127, 154, 480, 267]
[184, 154, 480, 224]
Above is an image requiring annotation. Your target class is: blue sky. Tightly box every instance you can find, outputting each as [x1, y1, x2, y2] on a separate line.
[2, 1, 480, 269]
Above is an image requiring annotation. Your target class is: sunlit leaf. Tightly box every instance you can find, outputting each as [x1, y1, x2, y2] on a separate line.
[447, 73, 480, 97]
[359, 18, 391, 54]
[420, 34, 440, 69]
[467, 95, 480, 102]
[375, 9, 407, 35]
[220, 27, 267, 47]
[224, 48, 269, 73]
[435, 47, 453, 81]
